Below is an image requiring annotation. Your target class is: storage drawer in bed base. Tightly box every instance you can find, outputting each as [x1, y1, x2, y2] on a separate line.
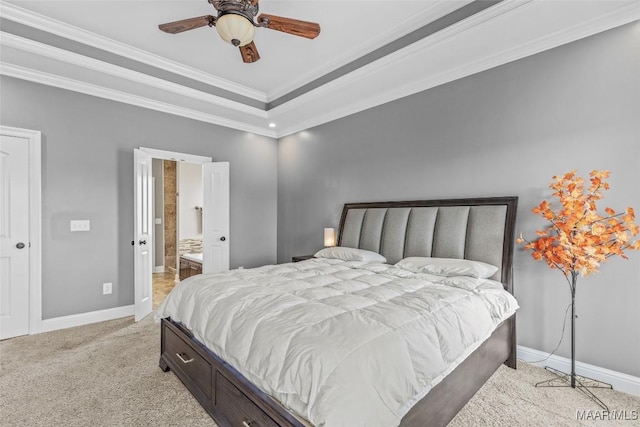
[160, 318, 308, 427]
[160, 316, 515, 427]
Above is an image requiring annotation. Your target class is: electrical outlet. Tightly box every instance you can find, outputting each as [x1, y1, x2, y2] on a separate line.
[103, 282, 112, 295]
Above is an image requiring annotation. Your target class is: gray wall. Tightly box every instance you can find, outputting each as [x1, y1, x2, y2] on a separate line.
[1, 76, 278, 319]
[278, 22, 640, 376]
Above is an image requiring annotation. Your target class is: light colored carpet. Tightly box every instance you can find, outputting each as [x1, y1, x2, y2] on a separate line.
[1, 316, 638, 426]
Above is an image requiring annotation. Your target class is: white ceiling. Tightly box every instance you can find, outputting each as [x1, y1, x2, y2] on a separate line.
[1, 0, 639, 138]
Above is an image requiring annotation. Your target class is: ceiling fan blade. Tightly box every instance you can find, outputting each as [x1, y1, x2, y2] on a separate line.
[239, 41, 260, 63]
[158, 15, 214, 34]
[257, 14, 320, 39]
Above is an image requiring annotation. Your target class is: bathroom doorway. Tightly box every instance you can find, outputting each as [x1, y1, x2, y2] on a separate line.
[134, 147, 229, 320]
[151, 159, 203, 307]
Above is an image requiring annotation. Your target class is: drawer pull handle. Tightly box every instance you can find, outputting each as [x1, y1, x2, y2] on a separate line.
[242, 421, 254, 427]
[176, 352, 194, 364]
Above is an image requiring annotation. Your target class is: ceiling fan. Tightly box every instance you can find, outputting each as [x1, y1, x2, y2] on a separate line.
[158, 0, 321, 63]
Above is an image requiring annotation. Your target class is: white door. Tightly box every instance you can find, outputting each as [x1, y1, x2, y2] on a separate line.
[0, 135, 30, 339]
[202, 162, 229, 273]
[134, 149, 153, 321]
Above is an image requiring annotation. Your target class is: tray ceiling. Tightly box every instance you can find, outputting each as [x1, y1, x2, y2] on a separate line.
[1, 0, 638, 138]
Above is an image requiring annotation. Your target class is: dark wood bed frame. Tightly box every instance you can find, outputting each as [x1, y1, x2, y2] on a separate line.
[160, 196, 518, 427]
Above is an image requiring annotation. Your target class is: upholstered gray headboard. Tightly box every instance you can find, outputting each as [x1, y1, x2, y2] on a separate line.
[337, 197, 518, 290]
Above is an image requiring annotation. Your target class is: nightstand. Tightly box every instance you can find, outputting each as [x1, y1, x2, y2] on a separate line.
[292, 255, 315, 262]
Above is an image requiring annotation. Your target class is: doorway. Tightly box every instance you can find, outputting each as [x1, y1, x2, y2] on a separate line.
[151, 159, 204, 308]
[133, 147, 229, 321]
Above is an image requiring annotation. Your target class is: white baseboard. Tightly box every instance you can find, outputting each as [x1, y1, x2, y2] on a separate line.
[153, 266, 165, 273]
[517, 345, 640, 397]
[40, 305, 135, 333]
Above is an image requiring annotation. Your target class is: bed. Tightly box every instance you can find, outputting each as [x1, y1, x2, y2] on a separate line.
[157, 196, 518, 427]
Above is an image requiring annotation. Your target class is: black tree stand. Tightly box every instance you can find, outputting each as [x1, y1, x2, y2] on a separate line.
[535, 272, 612, 410]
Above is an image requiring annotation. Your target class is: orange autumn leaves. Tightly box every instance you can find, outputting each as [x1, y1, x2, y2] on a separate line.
[518, 170, 640, 280]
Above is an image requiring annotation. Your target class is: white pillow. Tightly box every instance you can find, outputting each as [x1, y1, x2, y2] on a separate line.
[314, 247, 387, 263]
[395, 257, 498, 279]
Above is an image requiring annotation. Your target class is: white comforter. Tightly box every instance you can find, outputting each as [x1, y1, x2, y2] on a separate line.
[156, 258, 518, 427]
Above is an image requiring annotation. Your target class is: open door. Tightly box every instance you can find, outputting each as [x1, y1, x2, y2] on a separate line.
[134, 149, 153, 321]
[202, 162, 229, 273]
[134, 151, 228, 319]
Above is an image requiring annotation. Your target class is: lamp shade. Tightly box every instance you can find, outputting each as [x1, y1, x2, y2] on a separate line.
[215, 13, 255, 47]
[324, 228, 336, 247]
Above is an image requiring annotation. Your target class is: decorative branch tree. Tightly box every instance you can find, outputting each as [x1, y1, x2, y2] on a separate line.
[518, 170, 639, 405]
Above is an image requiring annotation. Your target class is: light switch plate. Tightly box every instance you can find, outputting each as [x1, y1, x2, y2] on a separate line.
[155, 218, 162, 224]
[70, 220, 90, 232]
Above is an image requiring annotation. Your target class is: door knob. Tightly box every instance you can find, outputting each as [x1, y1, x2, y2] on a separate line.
[16, 242, 26, 249]
[139, 240, 147, 245]
[220, 236, 226, 242]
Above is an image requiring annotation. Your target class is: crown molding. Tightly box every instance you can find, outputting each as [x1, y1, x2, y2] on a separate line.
[273, 0, 640, 137]
[0, 32, 268, 119]
[2, 0, 637, 140]
[0, 62, 277, 138]
[264, 0, 474, 101]
[0, 1, 268, 103]
[272, 0, 531, 119]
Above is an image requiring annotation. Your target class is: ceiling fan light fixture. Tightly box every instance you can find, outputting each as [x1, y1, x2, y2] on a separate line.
[215, 12, 255, 47]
